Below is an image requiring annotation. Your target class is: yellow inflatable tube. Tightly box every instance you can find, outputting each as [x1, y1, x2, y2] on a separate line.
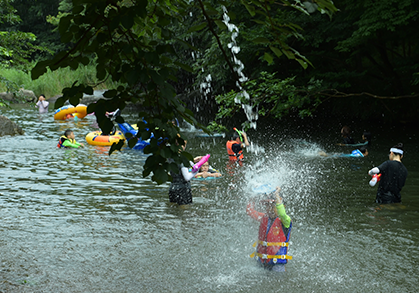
[85, 130, 125, 146]
[54, 104, 88, 120]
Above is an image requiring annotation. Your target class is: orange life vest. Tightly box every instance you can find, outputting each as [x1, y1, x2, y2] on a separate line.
[226, 140, 243, 161]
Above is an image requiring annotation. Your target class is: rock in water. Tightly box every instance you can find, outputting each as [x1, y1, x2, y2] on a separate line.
[0, 115, 24, 136]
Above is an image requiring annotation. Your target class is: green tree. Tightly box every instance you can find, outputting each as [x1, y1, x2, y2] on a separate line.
[1, 0, 52, 106]
[31, 0, 336, 184]
[279, 0, 419, 120]
[2, 0, 62, 60]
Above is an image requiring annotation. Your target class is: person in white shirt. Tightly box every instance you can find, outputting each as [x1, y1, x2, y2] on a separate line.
[35, 94, 49, 114]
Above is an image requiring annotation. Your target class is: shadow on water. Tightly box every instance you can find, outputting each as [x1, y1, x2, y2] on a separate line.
[1, 105, 419, 292]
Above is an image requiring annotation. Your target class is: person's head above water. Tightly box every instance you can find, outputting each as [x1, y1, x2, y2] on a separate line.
[362, 131, 371, 142]
[199, 162, 210, 172]
[252, 184, 285, 218]
[341, 125, 351, 137]
[389, 143, 404, 160]
[232, 128, 243, 142]
[64, 129, 75, 139]
[359, 146, 368, 157]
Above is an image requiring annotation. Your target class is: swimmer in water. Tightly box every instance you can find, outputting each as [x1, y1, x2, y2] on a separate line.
[194, 161, 222, 179]
[57, 129, 85, 148]
[319, 146, 368, 158]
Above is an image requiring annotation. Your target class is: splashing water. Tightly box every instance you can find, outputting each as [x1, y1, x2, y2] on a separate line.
[199, 73, 212, 99]
[222, 6, 258, 129]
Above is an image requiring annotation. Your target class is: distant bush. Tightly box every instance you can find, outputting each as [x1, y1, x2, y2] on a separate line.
[0, 64, 118, 99]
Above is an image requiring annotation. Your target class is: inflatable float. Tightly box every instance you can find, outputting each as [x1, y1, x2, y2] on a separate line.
[54, 104, 88, 120]
[193, 167, 222, 180]
[85, 130, 125, 146]
[117, 122, 152, 150]
[195, 130, 224, 138]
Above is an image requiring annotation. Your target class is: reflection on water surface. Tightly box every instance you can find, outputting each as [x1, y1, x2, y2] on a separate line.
[1, 106, 419, 292]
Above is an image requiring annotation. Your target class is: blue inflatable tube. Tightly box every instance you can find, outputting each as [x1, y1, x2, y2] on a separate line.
[117, 122, 153, 150]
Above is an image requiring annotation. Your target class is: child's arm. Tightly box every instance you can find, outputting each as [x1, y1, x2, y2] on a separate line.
[246, 200, 265, 221]
[62, 140, 82, 148]
[181, 165, 198, 181]
[242, 131, 250, 147]
[274, 187, 291, 228]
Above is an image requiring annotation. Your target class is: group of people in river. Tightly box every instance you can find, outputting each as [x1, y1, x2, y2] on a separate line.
[38, 96, 408, 273]
[225, 125, 407, 272]
[324, 125, 407, 204]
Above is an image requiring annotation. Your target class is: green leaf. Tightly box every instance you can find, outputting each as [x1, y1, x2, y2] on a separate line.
[253, 37, 270, 44]
[187, 22, 207, 33]
[242, 0, 256, 16]
[174, 61, 193, 73]
[109, 139, 125, 155]
[263, 52, 274, 65]
[214, 20, 228, 30]
[31, 60, 49, 80]
[121, 14, 134, 30]
[269, 46, 283, 58]
[152, 166, 168, 185]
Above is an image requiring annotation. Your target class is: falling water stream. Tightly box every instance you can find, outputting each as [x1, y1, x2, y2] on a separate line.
[1, 105, 419, 292]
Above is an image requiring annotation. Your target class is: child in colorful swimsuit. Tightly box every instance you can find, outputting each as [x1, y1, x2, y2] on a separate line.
[57, 129, 85, 148]
[247, 186, 292, 272]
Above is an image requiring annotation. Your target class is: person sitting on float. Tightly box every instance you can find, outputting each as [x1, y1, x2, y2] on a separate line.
[57, 129, 85, 148]
[246, 185, 292, 272]
[194, 161, 222, 179]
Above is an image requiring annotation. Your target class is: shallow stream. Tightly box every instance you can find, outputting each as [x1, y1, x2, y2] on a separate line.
[1, 105, 418, 292]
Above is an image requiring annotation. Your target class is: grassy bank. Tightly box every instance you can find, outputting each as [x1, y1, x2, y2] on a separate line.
[0, 65, 118, 99]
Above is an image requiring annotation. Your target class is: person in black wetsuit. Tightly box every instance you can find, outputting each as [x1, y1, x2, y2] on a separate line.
[368, 143, 408, 204]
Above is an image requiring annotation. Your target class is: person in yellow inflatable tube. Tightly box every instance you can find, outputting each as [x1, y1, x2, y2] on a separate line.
[57, 129, 85, 148]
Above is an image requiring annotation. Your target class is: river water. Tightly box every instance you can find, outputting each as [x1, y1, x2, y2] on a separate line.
[1, 105, 418, 292]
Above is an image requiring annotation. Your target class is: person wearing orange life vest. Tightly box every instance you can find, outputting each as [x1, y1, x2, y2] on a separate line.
[226, 128, 249, 161]
[247, 185, 292, 272]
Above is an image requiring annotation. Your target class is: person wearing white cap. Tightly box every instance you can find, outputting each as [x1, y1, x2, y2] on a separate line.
[368, 143, 408, 204]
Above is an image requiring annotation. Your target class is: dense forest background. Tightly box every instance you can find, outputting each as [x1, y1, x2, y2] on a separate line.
[1, 0, 418, 124]
[1, 0, 418, 183]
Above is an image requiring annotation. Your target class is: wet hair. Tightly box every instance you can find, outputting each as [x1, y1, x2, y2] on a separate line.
[359, 146, 367, 154]
[232, 131, 241, 141]
[341, 126, 351, 137]
[391, 143, 404, 157]
[363, 131, 371, 142]
[64, 129, 73, 137]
